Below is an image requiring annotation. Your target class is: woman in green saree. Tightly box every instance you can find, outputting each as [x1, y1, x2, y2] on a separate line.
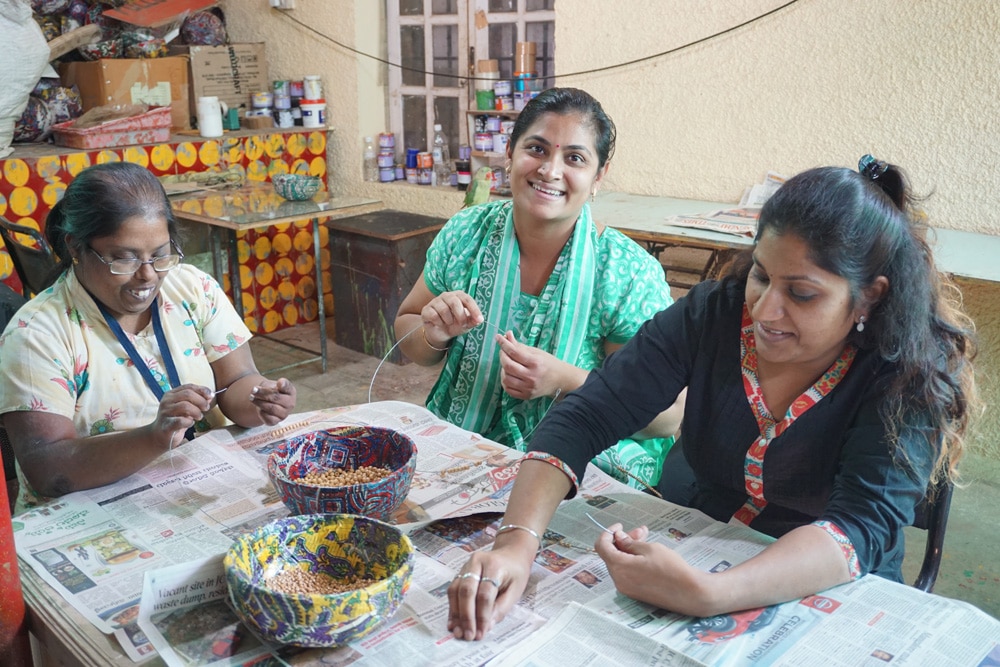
[394, 88, 684, 490]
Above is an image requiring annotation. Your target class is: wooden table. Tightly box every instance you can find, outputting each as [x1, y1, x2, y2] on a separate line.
[170, 184, 384, 373]
[593, 191, 1000, 284]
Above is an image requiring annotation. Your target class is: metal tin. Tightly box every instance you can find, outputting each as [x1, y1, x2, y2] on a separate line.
[378, 132, 395, 149]
[251, 91, 273, 109]
[492, 132, 509, 154]
[417, 167, 433, 185]
[289, 80, 305, 98]
[274, 94, 291, 110]
[272, 79, 291, 96]
[394, 164, 404, 181]
[377, 152, 395, 168]
[416, 151, 433, 169]
[379, 167, 395, 182]
[406, 167, 418, 184]
[474, 133, 493, 151]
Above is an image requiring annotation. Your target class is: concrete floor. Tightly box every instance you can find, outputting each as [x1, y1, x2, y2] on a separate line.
[252, 321, 999, 621]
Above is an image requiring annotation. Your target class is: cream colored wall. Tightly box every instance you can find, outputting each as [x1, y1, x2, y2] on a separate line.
[222, 0, 1000, 457]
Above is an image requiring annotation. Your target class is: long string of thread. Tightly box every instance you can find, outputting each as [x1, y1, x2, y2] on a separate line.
[274, 1, 801, 83]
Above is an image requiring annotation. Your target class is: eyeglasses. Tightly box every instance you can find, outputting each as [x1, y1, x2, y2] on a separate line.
[88, 243, 184, 275]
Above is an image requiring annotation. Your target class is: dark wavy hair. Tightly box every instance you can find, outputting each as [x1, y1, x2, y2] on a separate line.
[727, 162, 977, 485]
[44, 161, 179, 285]
[508, 87, 617, 170]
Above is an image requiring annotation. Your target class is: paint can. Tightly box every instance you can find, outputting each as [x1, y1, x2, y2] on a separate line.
[274, 94, 291, 110]
[251, 91, 273, 109]
[456, 159, 471, 191]
[379, 132, 395, 150]
[394, 164, 404, 181]
[406, 167, 418, 184]
[273, 79, 291, 97]
[289, 80, 305, 98]
[300, 99, 326, 128]
[493, 80, 512, 97]
[379, 167, 395, 182]
[485, 116, 501, 132]
[303, 75, 323, 100]
[458, 144, 471, 160]
[406, 147, 419, 168]
[491, 132, 509, 154]
[474, 133, 493, 152]
[416, 151, 433, 169]
[377, 152, 395, 168]
[417, 167, 433, 185]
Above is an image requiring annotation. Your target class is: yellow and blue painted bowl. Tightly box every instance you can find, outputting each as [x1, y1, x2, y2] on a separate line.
[272, 173, 321, 201]
[224, 513, 414, 647]
[267, 426, 416, 521]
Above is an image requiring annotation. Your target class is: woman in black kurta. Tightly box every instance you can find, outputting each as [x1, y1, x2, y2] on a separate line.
[445, 158, 977, 642]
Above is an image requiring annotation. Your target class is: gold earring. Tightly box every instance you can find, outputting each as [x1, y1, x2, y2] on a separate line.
[72, 256, 79, 265]
[591, 190, 596, 203]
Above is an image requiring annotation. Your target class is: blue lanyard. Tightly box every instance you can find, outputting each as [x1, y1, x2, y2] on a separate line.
[95, 297, 194, 441]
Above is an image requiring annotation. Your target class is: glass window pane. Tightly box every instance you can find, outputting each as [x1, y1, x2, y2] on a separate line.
[399, 0, 423, 16]
[488, 23, 517, 80]
[489, 0, 516, 12]
[525, 21, 554, 80]
[431, 0, 456, 14]
[526, 0, 554, 10]
[432, 24, 459, 87]
[433, 96, 459, 159]
[403, 95, 428, 154]
[400, 25, 426, 87]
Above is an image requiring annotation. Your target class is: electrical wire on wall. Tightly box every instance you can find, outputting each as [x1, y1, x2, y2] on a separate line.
[272, 0, 801, 85]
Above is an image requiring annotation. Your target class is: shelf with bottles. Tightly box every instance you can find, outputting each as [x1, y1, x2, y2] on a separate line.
[466, 109, 519, 195]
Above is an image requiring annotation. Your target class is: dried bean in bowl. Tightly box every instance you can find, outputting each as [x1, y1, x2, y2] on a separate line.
[265, 568, 380, 595]
[295, 466, 391, 486]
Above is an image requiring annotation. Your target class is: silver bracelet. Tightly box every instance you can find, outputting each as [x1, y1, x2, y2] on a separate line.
[496, 524, 542, 551]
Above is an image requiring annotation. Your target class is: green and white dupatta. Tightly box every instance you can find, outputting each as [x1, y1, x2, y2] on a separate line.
[426, 199, 596, 452]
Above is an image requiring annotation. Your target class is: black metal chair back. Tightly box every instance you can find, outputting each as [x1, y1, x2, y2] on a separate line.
[0, 216, 59, 298]
[911, 477, 954, 593]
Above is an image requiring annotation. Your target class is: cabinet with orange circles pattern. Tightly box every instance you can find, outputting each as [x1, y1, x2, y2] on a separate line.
[0, 128, 329, 335]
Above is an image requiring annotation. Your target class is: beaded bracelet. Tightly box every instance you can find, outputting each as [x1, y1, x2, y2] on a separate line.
[496, 524, 542, 552]
[421, 326, 451, 352]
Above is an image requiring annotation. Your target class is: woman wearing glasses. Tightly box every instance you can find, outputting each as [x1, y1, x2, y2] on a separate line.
[0, 162, 296, 511]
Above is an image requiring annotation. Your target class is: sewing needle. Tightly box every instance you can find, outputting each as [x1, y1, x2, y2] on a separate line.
[585, 512, 615, 535]
[213, 387, 229, 396]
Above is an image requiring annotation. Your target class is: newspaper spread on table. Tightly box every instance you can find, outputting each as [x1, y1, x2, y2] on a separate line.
[13, 401, 1000, 666]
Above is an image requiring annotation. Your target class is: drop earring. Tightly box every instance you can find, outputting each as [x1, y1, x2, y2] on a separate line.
[856, 315, 866, 333]
[591, 190, 597, 203]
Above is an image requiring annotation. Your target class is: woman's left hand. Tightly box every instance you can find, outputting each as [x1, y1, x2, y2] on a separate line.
[249, 377, 296, 425]
[596, 523, 716, 618]
[495, 331, 577, 400]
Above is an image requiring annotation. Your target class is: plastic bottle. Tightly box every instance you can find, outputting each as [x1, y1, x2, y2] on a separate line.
[363, 136, 378, 182]
[431, 124, 451, 187]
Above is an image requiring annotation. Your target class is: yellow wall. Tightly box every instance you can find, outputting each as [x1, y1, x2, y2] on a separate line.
[222, 0, 1000, 458]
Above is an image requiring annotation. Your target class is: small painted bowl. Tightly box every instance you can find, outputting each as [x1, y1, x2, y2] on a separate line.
[267, 426, 416, 521]
[224, 513, 414, 647]
[272, 173, 322, 201]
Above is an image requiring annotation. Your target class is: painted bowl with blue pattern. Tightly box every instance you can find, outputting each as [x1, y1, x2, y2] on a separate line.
[224, 513, 414, 647]
[272, 173, 322, 201]
[267, 426, 416, 521]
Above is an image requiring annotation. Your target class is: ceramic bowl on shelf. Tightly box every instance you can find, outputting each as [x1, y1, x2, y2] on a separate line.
[271, 173, 321, 201]
[266, 425, 416, 521]
[223, 513, 414, 647]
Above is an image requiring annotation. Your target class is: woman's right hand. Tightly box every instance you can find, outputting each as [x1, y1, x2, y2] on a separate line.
[151, 384, 213, 450]
[421, 290, 484, 345]
[447, 542, 535, 641]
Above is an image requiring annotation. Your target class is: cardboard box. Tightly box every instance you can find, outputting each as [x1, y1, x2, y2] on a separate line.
[169, 43, 268, 123]
[59, 57, 190, 130]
